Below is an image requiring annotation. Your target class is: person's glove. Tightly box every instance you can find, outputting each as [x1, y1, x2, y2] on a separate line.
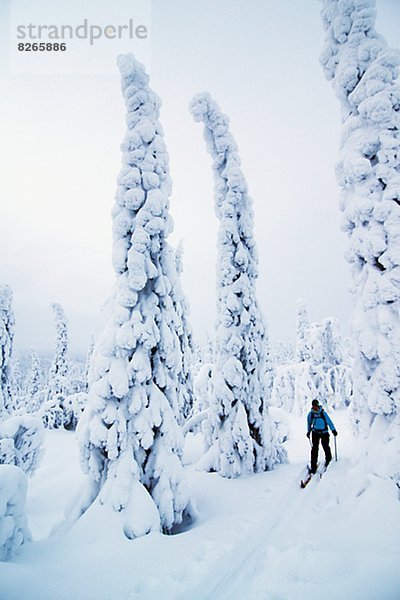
[306, 431, 310, 438]
[332, 430, 338, 436]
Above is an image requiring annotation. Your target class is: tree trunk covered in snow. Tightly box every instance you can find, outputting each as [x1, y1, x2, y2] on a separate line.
[190, 93, 285, 478]
[76, 54, 192, 538]
[321, 0, 400, 481]
[0, 286, 14, 421]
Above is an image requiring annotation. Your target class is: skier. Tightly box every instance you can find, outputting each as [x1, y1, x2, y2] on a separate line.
[306, 399, 337, 474]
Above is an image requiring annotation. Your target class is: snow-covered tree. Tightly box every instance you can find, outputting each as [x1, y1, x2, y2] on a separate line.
[274, 340, 294, 366]
[0, 464, 31, 561]
[295, 298, 310, 362]
[83, 335, 95, 390]
[264, 326, 275, 406]
[0, 416, 44, 476]
[271, 365, 296, 413]
[25, 349, 44, 414]
[47, 303, 69, 400]
[321, 0, 400, 481]
[8, 355, 23, 414]
[190, 93, 285, 477]
[167, 242, 195, 423]
[271, 311, 352, 415]
[41, 303, 73, 429]
[74, 54, 192, 539]
[295, 317, 352, 414]
[0, 285, 15, 420]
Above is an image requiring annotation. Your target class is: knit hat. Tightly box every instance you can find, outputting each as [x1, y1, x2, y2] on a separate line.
[311, 399, 320, 408]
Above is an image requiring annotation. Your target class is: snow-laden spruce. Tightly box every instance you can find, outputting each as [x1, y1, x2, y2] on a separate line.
[321, 0, 400, 481]
[8, 355, 23, 414]
[25, 349, 43, 414]
[0, 416, 44, 476]
[0, 286, 14, 421]
[295, 299, 310, 363]
[190, 93, 285, 477]
[75, 54, 193, 538]
[167, 242, 195, 424]
[0, 464, 30, 561]
[41, 303, 73, 429]
[47, 303, 69, 401]
[83, 335, 95, 391]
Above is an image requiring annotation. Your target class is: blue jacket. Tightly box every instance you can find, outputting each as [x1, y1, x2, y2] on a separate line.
[307, 408, 335, 434]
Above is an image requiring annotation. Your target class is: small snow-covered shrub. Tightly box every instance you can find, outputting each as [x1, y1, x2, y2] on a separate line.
[62, 392, 88, 430]
[0, 464, 31, 561]
[40, 395, 72, 430]
[268, 406, 289, 446]
[0, 416, 44, 476]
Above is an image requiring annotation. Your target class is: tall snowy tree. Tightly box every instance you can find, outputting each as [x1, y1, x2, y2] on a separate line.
[8, 355, 22, 414]
[0, 285, 15, 421]
[47, 303, 69, 401]
[295, 298, 310, 362]
[190, 93, 285, 477]
[25, 349, 43, 414]
[83, 335, 95, 391]
[75, 54, 192, 538]
[321, 0, 400, 481]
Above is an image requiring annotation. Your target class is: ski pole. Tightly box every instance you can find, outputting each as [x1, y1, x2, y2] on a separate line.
[334, 436, 338, 462]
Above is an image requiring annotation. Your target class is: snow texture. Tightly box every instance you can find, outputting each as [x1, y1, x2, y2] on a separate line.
[0, 464, 30, 561]
[0, 285, 14, 421]
[190, 93, 285, 477]
[75, 53, 193, 539]
[321, 0, 400, 483]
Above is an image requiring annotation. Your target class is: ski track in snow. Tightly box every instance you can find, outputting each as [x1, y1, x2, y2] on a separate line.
[214, 466, 340, 600]
[185, 461, 337, 600]
[204, 468, 313, 599]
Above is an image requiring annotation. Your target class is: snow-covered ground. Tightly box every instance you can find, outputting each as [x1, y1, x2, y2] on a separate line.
[0, 409, 399, 600]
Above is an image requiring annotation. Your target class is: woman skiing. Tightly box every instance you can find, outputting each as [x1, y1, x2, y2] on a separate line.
[306, 399, 338, 474]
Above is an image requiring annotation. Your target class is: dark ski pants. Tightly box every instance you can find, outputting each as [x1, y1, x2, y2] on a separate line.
[311, 431, 332, 473]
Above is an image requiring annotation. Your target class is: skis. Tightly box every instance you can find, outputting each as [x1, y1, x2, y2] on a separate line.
[300, 466, 315, 489]
[300, 461, 331, 488]
[319, 461, 331, 479]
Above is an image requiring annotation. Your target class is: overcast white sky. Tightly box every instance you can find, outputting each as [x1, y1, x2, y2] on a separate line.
[0, 0, 399, 357]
